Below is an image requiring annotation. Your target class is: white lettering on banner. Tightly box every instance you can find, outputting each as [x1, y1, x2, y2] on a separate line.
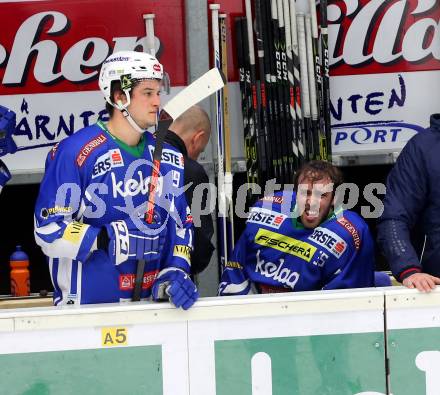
[247, 207, 287, 229]
[329, 0, 440, 67]
[1, 11, 157, 85]
[255, 250, 300, 289]
[308, 227, 347, 258]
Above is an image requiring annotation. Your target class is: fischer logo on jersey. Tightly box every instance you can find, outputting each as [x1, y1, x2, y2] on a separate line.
[119, 270, 159, 290]
[308, 227, 347, 258]
[337, 217, 361, 250]
[255, 250, 300, 289]
[255, 229, 316, 262]
[76, 134, 107, 167]
[148, 146, 184, 169]
[92, 149, 124, 179]
[247, 207, 287, 229]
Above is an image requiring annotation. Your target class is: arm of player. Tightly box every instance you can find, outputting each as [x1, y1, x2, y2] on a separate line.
[34, 142, 102, 262]
[218, 233, 252, 296]
[152, 188, 198, 309]
[377, 138, 427, 281]
[322, 225, 375, 290]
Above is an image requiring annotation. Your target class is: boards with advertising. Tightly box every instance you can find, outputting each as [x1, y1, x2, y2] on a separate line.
[329, 0, 440, 163]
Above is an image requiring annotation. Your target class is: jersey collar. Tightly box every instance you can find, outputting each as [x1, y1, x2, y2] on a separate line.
[97, 120, 145, 158]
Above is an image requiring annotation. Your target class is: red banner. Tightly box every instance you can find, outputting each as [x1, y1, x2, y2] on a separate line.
[329, 0, 440, 76]
[0, 0, 187, 96]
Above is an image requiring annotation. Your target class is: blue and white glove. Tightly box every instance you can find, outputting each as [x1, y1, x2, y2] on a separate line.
[0, 159, 11, 192]
[100, 219, 163, 266]
[0, 105, 17, 156]
[152, 268, 199, 310]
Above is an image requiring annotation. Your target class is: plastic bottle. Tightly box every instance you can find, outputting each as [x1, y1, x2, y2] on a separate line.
[10, 245, 30, 297]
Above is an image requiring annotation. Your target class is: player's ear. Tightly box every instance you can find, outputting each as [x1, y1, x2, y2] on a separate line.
[114, 90, 127, 105]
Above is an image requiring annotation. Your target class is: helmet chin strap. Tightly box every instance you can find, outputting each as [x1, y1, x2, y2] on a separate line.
[115, 98, 148, 134]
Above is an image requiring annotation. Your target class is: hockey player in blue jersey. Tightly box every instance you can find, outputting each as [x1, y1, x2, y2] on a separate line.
[219, 161, 374, 295]
[34, 51, 198, 309]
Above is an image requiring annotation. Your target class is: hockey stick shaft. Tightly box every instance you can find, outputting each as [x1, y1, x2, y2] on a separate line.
[245, 0, 263, 200]
[289, 0, 305, 164]
[297, 13, 312, 161]
[305, 15, 320, 161]
[210, 4, 229, 268]
[220, 13, 235, 250]
[320, 0, 332, 160]
[143, 13, 156, 56]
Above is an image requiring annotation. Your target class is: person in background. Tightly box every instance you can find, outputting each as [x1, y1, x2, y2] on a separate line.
[219, 160, 375, 295]
[378, 114, 440, 292]
[165, 105, 215, 276]
[34, 51, 198, 309]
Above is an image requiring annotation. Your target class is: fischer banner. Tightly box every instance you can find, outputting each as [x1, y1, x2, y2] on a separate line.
[329, 0, 440, 156]
[0, 0, 186, 173]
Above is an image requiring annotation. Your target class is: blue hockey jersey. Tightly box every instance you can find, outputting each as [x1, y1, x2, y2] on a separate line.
[219, 191, 374, 295]
[35, 121, 193, 305]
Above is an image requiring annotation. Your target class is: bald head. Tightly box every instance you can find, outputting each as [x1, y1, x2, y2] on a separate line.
[169, 105, 211, 160]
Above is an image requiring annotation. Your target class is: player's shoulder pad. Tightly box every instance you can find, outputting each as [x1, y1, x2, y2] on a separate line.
[333, 210, 367, 251]
[256, 190, 295, 210]
[49, 124, 108, 167]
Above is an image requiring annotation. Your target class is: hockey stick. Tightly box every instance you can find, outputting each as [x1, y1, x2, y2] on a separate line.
[143, 13, 156, 56]
[210, 4, 229, 270]
[282, 0, 300, 175]
[320, 0, 332, 160]
[245, 0, 263, 201]
[296, 13, 312, 161]
[254, 0, 272, 181]
[289, 0, 306, 165]
[305, 15, 320, 161]
[220, 13, 235, 255]
[308, 0, 327, 161]
[132, 67, 226, 301]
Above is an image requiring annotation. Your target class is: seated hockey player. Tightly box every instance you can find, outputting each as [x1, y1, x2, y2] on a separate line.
[219, 160, 374, 295]
[34, 51, 198, 309]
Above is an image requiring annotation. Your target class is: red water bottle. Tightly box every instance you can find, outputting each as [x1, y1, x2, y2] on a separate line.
[10, 245, 30, 296]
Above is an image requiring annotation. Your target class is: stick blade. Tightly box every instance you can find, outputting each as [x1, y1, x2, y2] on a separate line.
[163, 68, 226, 119]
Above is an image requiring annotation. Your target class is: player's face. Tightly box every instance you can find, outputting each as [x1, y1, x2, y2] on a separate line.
[128, 79, 161, 128]
[296, 176, 334, 229]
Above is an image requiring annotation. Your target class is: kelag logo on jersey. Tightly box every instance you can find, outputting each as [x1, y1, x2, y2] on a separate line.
[255, 250, 301, 290]
[247, 207, 287, 229]
[92, 149, 124, 179]
[308, 227, 347, 258]
[148, 146, 184, 169]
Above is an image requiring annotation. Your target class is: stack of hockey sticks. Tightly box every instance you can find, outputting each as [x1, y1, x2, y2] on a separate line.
[210, 4, 235, 271]
[235, 0, 332, 192]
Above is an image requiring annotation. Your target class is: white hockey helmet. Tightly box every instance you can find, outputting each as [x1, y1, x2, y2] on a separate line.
[98, 50, 170, 106]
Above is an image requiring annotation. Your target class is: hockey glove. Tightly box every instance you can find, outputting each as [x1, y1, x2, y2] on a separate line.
[152, 268, 199, 310]
[0, 159, 11, 191]
[0, 105, 17, 156]
[98, 219, 163, 266]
